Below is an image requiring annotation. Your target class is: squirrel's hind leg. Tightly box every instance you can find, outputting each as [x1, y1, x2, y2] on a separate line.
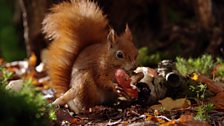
[53, 71, 99, 113]
[52, 87, 77, 105]
[52, 85, 84, 114]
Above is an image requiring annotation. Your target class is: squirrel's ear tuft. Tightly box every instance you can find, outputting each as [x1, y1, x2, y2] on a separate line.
[107, 28, 117, 48]
[123, 24, 133, 41]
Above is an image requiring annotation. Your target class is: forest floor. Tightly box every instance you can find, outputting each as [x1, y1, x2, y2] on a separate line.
[0, 54, 224, 126]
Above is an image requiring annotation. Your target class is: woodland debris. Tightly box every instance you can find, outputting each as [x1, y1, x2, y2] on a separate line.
[1, 55, 224, 125]
[210, 92, 224, 109]
[6, 79, 24, 92]
[191, 73, 224, 94]
[151, 97, 191, 111]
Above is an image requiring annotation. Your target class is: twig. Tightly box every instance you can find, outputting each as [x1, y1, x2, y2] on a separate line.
[18, 0, 31, 57]
[156, 115, 171, 122]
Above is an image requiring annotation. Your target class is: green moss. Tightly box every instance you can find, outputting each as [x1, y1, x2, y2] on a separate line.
[0, 66, 13, 86]
[0, 68, 56, 126]
[137, 47, 162, 66]
[215, 58, 224, 77]
[0, 0, 26, 61]
[189, 83, 207, 100]
[194, 103, 214, 121]
[176, 54, 214, 76]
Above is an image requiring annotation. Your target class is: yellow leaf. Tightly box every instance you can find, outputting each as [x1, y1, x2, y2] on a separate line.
[191, 73, 198, 81]
[28, 53, 37, 69]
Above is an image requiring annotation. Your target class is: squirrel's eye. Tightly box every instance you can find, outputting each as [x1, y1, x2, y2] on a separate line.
[116, 50, 124, 59]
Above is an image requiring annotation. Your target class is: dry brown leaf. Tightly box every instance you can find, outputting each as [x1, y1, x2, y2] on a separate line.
[178, 114, 194, 123]
[198, 74, 224, 94]
[145, 114, 166, 123]
[159, 120, 176, 126]
[150, 104, 163, 110]
[70, 118, 83, 125]
[160, 114, 209, 126]
[0, 58, 4, 65]
[177, 114, 210, 126]
[55, 109, 83, 125]
[210, 91, 224, 109]
[159, 97, 191, 111]
[121, 121, 129, 125]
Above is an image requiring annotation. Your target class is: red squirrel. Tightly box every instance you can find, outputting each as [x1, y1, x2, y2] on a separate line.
[42, 0, 138, 113]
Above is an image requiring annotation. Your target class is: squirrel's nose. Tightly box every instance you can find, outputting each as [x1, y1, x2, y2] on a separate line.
[131, 63, 137, 70]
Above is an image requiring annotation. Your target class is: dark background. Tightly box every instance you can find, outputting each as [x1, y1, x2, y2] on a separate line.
[0, 0, 223, 62]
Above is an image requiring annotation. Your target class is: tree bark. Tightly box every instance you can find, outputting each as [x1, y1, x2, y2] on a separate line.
[194, 0, 213, 29]
[19, 0, 52, 62]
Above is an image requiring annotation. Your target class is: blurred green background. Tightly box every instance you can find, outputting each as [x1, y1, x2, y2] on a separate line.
[0, 0, 26, 61]
[0, 0, 223, 63]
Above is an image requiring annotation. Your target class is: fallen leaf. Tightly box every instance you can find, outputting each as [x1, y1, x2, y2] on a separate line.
[121, 121, 129, 125]
[177, 114, 210, 126]
[160, 114, 210, 126]
[210, 91, 224, 109]
[0, 58, 4, 65]
[159, 120, 176, 126]
[145, 114, 166, 123]
[28, 53, 37, 70]
[150, 104, 163, 111]
[70, 118, 82, 125]
[178, 114, 194, 123]
[191, 73, 199, 81]
[56, 109, 81, 125]
[159, 97, 191, 111]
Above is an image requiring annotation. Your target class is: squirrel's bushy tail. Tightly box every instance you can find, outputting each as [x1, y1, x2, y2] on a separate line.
[42, 0, 108, 95]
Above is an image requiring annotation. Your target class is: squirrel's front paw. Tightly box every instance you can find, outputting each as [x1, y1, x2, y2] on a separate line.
[115, 69, 139, 99]
[115, 84, 123, 91]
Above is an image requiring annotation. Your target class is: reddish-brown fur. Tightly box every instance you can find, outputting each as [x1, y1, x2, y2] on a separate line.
[43, 0, 108, 95]
[42, 0, 138, 113]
